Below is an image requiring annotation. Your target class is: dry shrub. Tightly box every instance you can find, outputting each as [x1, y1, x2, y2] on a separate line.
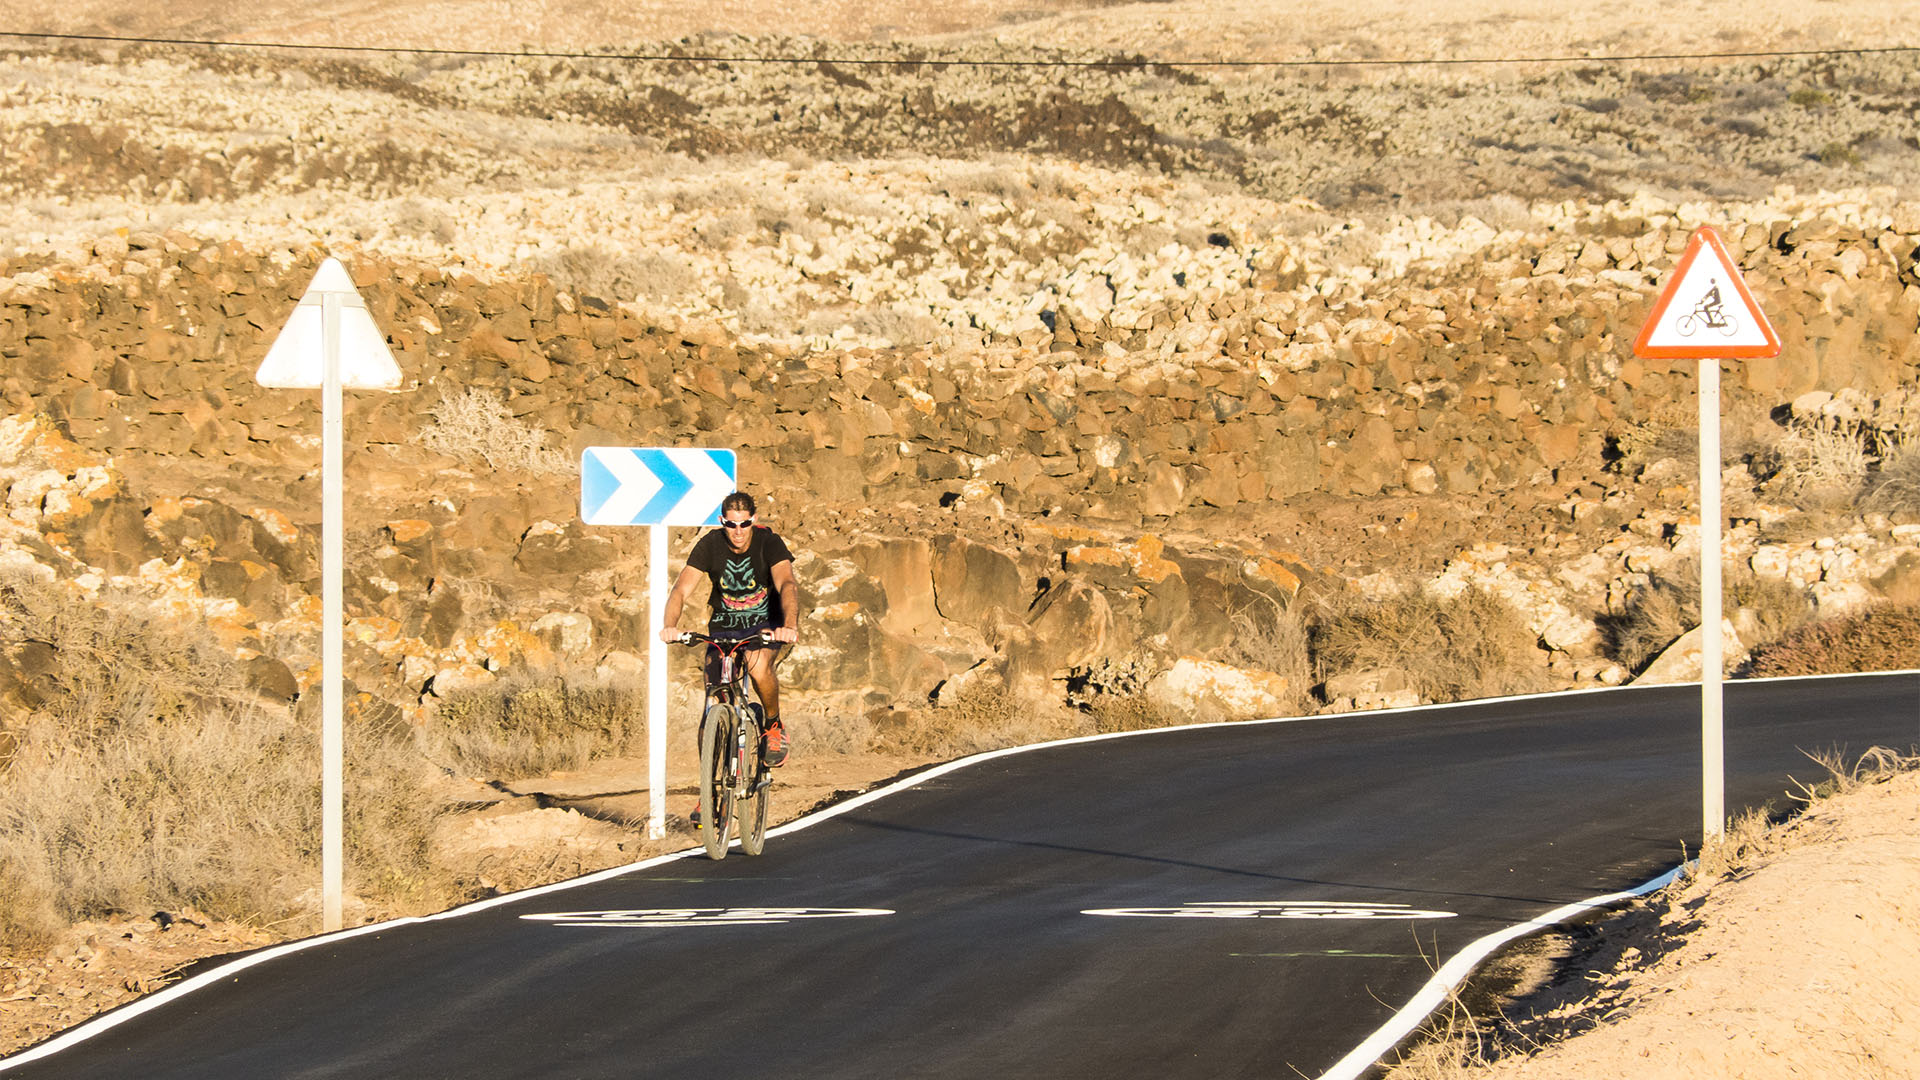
[1767, 412, 1870, 503]
[1604, 568, 1697, 673]
[423, 672, 643, 780]
[1861, 437, 1920, 515]
[1602, 562, 1815, 673]
[411, 388, 571, 476]
[1, 575, 248, 741]
[878, 682, 1088, 759]
[1681, 747, 1917, 889]
[1787, 745, 1919, 803]
[1086, 693, 1182, 734]
[1218, 594, 1313, 717]
[1066, 655, 1190, 733]
[1311, 585, 1544, 703]
[791, 700, 877, 757]
[1383, 988, 1503, 1080]
[1676, 804, 1780, 888]
[0, 576, 453, 945]
[1744, 604, 1920, 677]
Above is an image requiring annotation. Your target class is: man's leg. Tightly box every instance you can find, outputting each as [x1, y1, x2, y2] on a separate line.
[745, 647, 787, 766]
[746, 647, 780, 719]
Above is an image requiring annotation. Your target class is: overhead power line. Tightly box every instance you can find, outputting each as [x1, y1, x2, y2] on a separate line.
[2, 28, 1918, 68]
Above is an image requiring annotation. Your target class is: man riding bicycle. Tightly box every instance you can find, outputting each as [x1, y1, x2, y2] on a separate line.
[658, 491, 799, 769]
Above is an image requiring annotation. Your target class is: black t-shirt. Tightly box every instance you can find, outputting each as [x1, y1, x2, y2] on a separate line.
[687, 525, 794, 634]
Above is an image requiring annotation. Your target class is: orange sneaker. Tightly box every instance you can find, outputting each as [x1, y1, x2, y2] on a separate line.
[762, 719, 789, 767]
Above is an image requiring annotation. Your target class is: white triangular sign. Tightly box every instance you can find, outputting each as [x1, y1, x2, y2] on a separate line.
[1634, 226, 1780, 359]
[256, 258, 404, 389]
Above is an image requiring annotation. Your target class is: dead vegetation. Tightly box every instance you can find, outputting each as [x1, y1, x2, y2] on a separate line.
[1743, 604, 1920, 678]
[411, 388, 572, 476]
[1308, 585, 1546, 704]
[423, 671, 646, 781]
[0, 575, 456, 949]
[1600, 561, 1817, 675]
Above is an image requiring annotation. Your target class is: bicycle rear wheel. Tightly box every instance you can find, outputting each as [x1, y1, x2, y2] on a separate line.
[699, 703, 737, 860]
[736, 710, 768, 857]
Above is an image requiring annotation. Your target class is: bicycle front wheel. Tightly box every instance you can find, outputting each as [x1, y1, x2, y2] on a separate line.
[736, 711, 768, 857]
[699, 703, 737, 860]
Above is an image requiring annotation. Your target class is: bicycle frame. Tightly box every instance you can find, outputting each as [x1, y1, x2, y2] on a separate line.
[676, 630, 774, 858]
[680, 630, 769, 712]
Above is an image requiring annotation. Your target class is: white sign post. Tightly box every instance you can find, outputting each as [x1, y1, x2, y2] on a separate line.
[580, 447, 736, 840]
[257, 258, 404, 932]
[1634, 225, 1781, 839]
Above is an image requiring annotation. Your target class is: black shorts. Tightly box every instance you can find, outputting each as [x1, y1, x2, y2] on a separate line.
[704, 623, 772, 686]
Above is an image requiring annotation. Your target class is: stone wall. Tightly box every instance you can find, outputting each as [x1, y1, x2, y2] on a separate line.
[5, 212, 1916, 510]
[2, 210, 1917, 718]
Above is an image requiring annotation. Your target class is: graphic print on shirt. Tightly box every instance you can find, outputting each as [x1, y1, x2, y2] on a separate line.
[715, 555, 770, 629]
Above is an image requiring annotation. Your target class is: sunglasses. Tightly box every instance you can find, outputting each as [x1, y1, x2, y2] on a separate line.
[721, 518, 755, 529]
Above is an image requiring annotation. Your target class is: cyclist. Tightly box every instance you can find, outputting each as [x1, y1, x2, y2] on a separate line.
[658, 491, 799, 770]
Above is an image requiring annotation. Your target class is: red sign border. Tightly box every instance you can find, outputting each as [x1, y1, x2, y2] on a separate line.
[1633, 225, 1782, 360]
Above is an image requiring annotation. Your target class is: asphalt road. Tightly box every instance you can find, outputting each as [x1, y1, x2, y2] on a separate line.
[4, 674, 1915, 1080]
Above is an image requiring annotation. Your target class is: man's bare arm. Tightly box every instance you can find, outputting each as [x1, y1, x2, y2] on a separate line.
[657, 564, 705, 642]
[770, 558, 800, 643]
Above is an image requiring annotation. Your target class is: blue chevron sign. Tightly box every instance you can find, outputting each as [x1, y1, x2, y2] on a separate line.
[580, 447, 736, 527]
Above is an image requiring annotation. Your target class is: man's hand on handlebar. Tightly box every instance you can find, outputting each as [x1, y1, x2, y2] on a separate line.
[661, 628, 791, 645]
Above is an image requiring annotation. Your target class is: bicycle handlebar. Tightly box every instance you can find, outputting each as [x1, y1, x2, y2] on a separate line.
[673, 629, 776, 648]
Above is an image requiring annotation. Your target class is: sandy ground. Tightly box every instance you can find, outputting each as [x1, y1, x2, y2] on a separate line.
[1434, 766, 1920, 1080]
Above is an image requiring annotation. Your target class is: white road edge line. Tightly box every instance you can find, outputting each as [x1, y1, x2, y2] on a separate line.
[1314, 865, 1684, 1080]
[1, 669, 1911, 1072]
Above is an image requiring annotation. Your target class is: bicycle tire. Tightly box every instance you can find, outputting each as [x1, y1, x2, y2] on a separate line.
[736, 709, 768, 857]
[699, 703, 736, 860]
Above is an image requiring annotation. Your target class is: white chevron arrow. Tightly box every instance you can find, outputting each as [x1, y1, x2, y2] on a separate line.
[663, 448, 736, 525]
[586, 448, 664, 526]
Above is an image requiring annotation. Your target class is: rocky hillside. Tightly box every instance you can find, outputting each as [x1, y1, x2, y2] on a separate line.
[2, 28, 1919, 736]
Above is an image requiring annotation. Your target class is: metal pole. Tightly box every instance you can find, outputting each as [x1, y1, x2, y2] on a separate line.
[647, 525, 668, 840]
[1699, 355, 1725, 839]
[321, 292, 345, 931]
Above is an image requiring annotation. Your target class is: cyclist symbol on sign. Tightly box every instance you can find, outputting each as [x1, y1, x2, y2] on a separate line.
[1676, 282, 1738, 338]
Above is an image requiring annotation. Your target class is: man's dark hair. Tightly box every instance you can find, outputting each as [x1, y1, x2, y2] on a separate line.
[722, 491, 756, 516]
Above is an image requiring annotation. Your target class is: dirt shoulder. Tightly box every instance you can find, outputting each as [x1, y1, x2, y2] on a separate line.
[0, 744, 932, 1057]
[1392, 764, 1920, 1079]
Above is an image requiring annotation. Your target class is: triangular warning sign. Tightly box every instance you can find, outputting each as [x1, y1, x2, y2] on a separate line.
[256, 258, 405, 389]
[1634, 226, 1780, 359]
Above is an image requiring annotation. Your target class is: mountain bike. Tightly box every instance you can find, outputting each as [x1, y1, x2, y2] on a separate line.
[674, 630, 775, 859]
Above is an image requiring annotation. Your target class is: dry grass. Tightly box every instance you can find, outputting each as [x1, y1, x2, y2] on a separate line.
[0, 575, 249, 741]
[0, 575, 454, 948]
[1861, 435, 1920, 515]
[1678, 746, 1918, 888]
[1743, 604, 1920, 677]
[790, 699, 878, 757]
[527, 245, 697, 306]
[1216, 593, 1314, 717]
[421, 671, 646, 781]
[877, 681, 1092, 758]
[1309, 585, 1545, 703]
[411, 387, 572, 476]
[1767, 412, 1871, 503]
[1602, 561, 1816, 674]
[0, 701, 450, 949]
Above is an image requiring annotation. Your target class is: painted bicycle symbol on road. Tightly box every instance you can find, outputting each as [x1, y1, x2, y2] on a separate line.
[521, 907, 894, 927]
[1082, 901, 1457, 920]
